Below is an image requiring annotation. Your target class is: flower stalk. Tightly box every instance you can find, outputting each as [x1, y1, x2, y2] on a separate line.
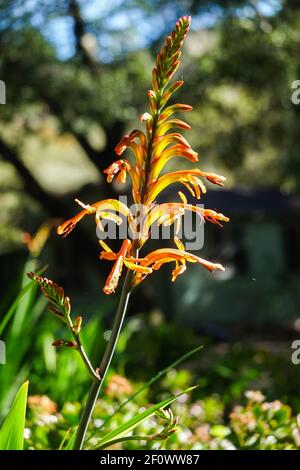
[73, 266, 135, 449]
[29, 16, 229, 450]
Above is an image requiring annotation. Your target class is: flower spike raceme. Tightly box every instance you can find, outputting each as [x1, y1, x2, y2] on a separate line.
[29, 16, 229, 450]
[57, 16, 229, 296]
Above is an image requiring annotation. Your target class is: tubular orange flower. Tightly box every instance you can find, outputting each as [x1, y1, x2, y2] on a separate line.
[139, 203, 229, 245]
[57, 15, 229, 295]
[114, 130, 147, 169]
[57, 198, 132, 237]
[103, 160, 131, 184]
[132, 247, 225, 287]
[146, 169, 226, 203]
[99, 239, 152, 294]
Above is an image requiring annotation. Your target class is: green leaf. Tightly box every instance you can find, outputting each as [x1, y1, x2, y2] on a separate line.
[90, 386, 196, 450]
[59, 428, 77, 450]
[10, 259, 39, 338]
[64, 430, 77, 450]
[91, 345, 203, 435]
[0, 264, 46, 336]
[0, 280, 35, 336]
[0, 381, 29, 450]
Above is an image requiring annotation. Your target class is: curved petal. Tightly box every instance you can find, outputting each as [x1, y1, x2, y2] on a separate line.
[158, 103, 193, 124]
[161, 81, 184, 107]
[156, 119, 191, 137]
[114, 130, 147, 168]
[153, 133, 190, 156]
[102, 239, 132, 294]
[151, 145, 198, 180]
[139, 202, 229, 245]
[133, 247, 224, 287]
[103, 159, 140, 199]
[142, 248, 225, 273]
[57, 199, 132, 237]
[146, 170, 203, 203]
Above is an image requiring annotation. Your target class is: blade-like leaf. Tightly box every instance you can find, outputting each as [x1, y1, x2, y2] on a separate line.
[96, 433, 168, 450]
[0, 281, 35, 336]
[0, 381, 28, 450]
[0, 265, 46, 336]
[90, 345, 203, 436]
[59, 428, 76, 450]
[90, 386, 196, 450]
[65, 430, 77, 450]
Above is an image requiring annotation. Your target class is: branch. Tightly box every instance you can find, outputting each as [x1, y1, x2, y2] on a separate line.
[68, 0, 99, 74]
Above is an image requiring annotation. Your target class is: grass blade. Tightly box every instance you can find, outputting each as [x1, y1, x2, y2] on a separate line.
[59, 428, 75, 450]
[64, 430, 77, 450]
[0, 381, 29, 450]
[90, 386, 196, 450]
[92, 344, 203, 435]
[0, 265, 47, 336]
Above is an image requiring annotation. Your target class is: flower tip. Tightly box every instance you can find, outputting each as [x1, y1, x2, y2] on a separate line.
[114, 139, 128, 156]
[211, 263, 225, 273]
[180, 104, 193, 111]
[176, 16, 192, 30]
[103, 285, 115, 295]
[147, 90, 156, 98]
[180, 15, 191, 25]
[57, 223, 68, 237]
[140, 112, 152, 122]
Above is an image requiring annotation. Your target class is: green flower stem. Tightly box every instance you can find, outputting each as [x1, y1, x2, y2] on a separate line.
[72, 330, 100, 382]
[73, 267, 135, 450]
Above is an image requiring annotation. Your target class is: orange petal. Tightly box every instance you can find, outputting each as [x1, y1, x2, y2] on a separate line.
[156, 118, 191, 137]
[114, 130, 147, 168]
[151, 145, 198, 179]
[153, 133, 190, 156]
[57, 199, 131, 237]
[147, 170, 209, 203]
[103, 239, 132, 295]
[159, 104, 193, 124]
[140, 248, 225, 276]
[161, 81, 184, 106]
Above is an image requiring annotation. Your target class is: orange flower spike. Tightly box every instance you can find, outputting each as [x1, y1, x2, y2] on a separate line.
[57, 16, 229, 295]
